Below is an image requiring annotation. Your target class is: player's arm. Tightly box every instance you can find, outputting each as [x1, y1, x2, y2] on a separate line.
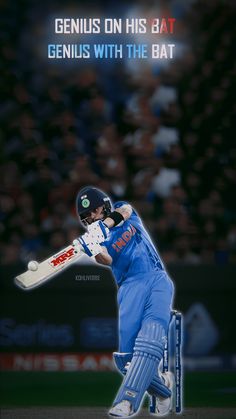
[77, 204, 132, 263]
[95, 245, 112, 265]
[103, 204, 132, 228]
[95, 205, 132, 265]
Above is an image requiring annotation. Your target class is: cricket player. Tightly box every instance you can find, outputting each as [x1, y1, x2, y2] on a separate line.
[76, 187, 174, 417]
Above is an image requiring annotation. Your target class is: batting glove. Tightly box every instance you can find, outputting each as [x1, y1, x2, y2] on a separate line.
[87, 220, 110, 242]
[73, 221, 109, 257]
[73, 236, 103, 257]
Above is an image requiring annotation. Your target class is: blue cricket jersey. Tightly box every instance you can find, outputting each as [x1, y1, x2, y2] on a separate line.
[102, 202, 166, 286]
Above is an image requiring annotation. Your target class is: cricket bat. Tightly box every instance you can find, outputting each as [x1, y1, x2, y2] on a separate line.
[15, 243, 84, 290]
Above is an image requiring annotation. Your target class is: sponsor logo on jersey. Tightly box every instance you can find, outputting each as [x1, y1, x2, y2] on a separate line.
[112, 225, 137, 253]
[125, 390, 137, 398]
[50, 247, 76, 267]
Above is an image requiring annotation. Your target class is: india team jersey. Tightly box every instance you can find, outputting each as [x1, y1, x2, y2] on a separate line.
[102, 201, 166, 285]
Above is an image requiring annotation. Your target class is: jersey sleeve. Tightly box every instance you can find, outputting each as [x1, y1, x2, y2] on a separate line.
[114, 200, 129, 209]
[114, 201, 138, 216]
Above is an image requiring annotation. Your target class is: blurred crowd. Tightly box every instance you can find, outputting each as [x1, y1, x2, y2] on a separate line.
[1, 0, 236, 266]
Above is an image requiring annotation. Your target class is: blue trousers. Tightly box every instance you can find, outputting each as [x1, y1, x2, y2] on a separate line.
[118, 271, 174, 353]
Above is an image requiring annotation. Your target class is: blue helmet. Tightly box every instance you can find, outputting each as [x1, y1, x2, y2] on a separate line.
[76, 187, 112, 225]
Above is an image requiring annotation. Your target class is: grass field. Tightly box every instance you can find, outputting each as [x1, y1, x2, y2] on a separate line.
[2, 407, 236, 419]
[0, 371, 236, 408]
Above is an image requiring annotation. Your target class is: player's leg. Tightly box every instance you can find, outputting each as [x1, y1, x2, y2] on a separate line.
[109, 320, 166, 417]
[110, 276, 173, 417]
[111, 276, 173, 417]
[113, 352, 172, 399]
[117, 278, 148, 354]
[111, 279, 147, 416]
[144, 273, 175, 416]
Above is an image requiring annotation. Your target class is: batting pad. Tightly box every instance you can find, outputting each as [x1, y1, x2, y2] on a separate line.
[113, 352, 132, 375]
[148, 374, 171, 399]
[112, 321, 165, 412]
[113, 352, 171, 399]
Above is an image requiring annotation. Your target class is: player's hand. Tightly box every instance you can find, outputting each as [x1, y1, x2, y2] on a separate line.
[87, 220, 110, 242]
[73, 221, 109, 257]
[74, 235, 103, 257]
